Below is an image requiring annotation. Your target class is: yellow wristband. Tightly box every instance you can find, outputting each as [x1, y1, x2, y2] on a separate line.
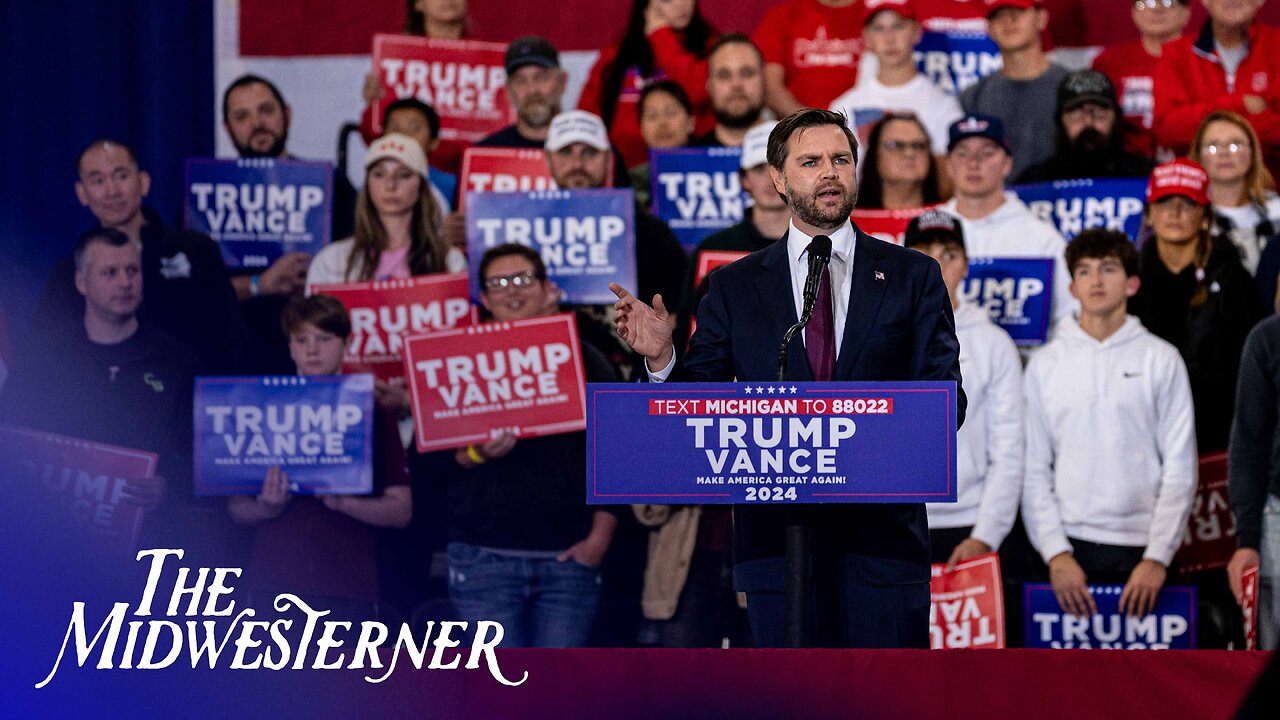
[466, 445, 486, 464]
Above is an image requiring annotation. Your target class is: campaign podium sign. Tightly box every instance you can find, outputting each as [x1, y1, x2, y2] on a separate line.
[586, 381, 958, 504]
[309, 274, 477, 383]
[693, 250, 749, 290]
[404, 313, 588, 453]
[649, 147, 747, 251]
[851, 207, 935, 246]
[1011, 178, 1148, 241]
[193, 375, 375, 496]
[959, 258, 1055, 345]
[1176, 451, 1236, 574]
[930, 552, 1005, 649]
[913, 28, 1001, 95]
[458, 147, 557, 212]
[370, 35, 512, 140]
[0, 425, 155, 552]
[1242, 565, 1260, 651]
[184, 157, 333, 269]
[466, 189, 637, 305]
[1024, 583, 1197, 649]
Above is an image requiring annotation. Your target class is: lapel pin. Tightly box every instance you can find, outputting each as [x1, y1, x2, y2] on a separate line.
[875, 271, 885, 281]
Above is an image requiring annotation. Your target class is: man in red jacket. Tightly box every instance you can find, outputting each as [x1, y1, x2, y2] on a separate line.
[1154, 0, 1280, 167]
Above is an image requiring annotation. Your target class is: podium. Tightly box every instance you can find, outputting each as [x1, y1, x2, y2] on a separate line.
[587, 380, 959, 646]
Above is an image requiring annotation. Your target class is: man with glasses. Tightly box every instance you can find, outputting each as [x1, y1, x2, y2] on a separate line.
[1092, 0, 1191, 158]
[1017, 69, 1157, 183]
[1155, 0, 1280, 161]
[959, 0, 1069, 179]
[829, 0, 962, 157]
[420, 242, 621, 647]
[940, 115, 1075, 327]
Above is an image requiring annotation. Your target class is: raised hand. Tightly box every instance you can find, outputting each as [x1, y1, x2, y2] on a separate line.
[609, 283, 675, 369]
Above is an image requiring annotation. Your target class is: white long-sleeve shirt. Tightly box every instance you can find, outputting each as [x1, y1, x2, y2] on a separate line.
[926, 302, 1024, 547]
[1021, 316, 1198, 565]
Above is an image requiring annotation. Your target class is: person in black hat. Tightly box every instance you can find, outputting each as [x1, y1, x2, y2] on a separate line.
[1015, 69, 1156, 183]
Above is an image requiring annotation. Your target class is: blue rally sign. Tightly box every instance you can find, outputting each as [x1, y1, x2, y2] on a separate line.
[649, 147, 748, 251]
[1024, 583, 1197, 649]
[184, 157, 333, 269]
[959, 258, 1055, 346]
[466, 188, 637, 305]
[586, 381, 958, 504]
[193, 375, 374, 496]
[1011, 178, 1148, 241]
[914, 29, 1001, 95]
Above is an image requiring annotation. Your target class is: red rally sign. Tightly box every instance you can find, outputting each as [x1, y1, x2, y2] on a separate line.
[851, 206, 937, 246]
[458, 147, 557, 212]
[310, 273, 477, 383]
[1242, 565, 1260, 651]
[0, 425, 156, 553]
[404, 313, 588, 453]
[929, 551, 1006, 649]
[1176, 451, 1235, 574]
[370, 35, 514, 140]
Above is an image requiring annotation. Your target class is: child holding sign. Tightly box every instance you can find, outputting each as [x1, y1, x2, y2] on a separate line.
[227, 295, 411, 620]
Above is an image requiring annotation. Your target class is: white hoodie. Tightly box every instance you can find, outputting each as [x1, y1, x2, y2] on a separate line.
[927, 302, 1024, 548]
[943, 194, 1077, 327]
[1021, 315, 1197, 565]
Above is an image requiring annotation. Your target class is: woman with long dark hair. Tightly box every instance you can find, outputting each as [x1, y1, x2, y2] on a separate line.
[579, 0, 716, 168]
[1130, 158, 1260, 452]
[856, 113, 943, 210]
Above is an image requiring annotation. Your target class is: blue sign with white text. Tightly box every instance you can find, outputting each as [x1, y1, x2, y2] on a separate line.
[914, 30, 1001, 96]
[193, 375, 374, 496]
[1024, 583, 1197, 649]
[1012, 178, 1148, 241]
[959, 258, 1055, 346]
[466, 189, 637, 305]
[586, 381, 958, 504]
[649, 147, 748, 251]
[184, 157, 333, 269]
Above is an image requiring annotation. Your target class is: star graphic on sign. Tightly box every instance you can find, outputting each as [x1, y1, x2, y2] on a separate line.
[756, 386, 765, 394]
[789, 386, 798, 394]
[744, 386, 754, 394]
[767, 386, 776, 394]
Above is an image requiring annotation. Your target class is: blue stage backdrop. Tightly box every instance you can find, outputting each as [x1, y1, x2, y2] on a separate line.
[0, 0, 214, 337]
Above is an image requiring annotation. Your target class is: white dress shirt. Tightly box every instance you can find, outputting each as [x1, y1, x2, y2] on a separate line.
[649, 219, 857, 381]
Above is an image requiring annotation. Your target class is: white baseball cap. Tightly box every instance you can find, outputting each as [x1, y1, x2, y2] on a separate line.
[365, 133, 429, 179]
[740, 121, 778, 170]
[545, 110, 610, 152]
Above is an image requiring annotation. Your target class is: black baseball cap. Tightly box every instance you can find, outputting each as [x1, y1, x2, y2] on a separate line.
[1058, 69, 1117, 113]
[505, 36, 560, 75]
[904, 210, 966, 252]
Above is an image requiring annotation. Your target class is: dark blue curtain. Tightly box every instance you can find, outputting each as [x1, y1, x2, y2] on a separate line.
[0, 0, 214, 337]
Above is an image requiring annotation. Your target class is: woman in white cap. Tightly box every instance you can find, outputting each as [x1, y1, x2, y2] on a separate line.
[307, 132, 464, 285]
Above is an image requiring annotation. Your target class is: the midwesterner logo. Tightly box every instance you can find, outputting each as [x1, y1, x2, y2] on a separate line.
[35, 549, 527, 687]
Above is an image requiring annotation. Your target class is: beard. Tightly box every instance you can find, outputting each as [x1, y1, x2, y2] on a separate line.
[713, 96, 764, 130]
[236, 126, 288, 158]
[784, 177, 857, 231]
[1070, 127, 1110, 155]
[517, 96, 559, 130]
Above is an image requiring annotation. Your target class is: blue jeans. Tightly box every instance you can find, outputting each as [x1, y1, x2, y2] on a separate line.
[446, 542, 601, 648]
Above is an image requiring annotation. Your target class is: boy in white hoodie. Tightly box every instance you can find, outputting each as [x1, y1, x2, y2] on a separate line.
[905, 210, 1025, 570]
[941, 114, 1076, 329]
[1022, 228, 1197, 618]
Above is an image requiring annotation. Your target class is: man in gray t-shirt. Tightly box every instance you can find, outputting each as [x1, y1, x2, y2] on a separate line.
[960, 0, 1068, 179]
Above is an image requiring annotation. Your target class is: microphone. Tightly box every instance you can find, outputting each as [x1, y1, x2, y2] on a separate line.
[777, 235, 833, 380]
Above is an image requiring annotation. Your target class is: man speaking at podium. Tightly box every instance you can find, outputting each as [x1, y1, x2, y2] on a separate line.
[610, 108, 965, 648]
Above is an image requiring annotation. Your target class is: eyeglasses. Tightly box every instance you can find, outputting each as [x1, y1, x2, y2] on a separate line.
[483, 270, 540, 292]
[881, 139, 930, 155]
[1134, 0, 1182, 9]
[1203, 142, 1250, 155]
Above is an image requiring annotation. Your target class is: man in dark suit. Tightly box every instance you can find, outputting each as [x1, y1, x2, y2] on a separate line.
[610, 108, 965, 648]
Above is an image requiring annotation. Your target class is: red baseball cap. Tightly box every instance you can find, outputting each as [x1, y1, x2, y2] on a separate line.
[984, 0, 1041, 18]
[1146, 158, 1210, 206]
[863, 0, 917, 24]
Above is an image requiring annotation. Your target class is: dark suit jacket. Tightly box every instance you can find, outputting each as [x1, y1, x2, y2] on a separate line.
[671, 227, 966, 592]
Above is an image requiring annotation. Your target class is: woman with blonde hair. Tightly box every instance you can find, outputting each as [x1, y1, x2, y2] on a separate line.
[308, 133, 465, 285]
[1190, 110, 1280, 275]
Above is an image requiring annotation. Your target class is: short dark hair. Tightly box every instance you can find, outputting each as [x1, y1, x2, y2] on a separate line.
[281, 294, 352, 339]
[478, 243, 547, 286]
[707, 33, 764, 68]
[221, 74, 287, 124]
[767, 109, 859, 170]
[382, 97, 442, 142]
[73, 227, 133, 273]
[1065, 228, 1139, 277]
[639, 79, 693, 118]
[77, 138, 141, 176]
